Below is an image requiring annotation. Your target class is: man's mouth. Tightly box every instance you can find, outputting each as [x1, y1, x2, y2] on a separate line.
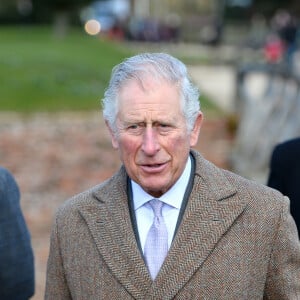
[140, 162, 167, 173]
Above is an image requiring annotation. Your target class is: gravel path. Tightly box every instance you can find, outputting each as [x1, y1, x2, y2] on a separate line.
[0, 111, 232, 299]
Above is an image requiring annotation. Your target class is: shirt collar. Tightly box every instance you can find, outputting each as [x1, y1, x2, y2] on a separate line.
[132, 156, 192, 211]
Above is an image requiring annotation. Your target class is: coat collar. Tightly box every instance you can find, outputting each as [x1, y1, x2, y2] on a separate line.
[78, 151, 247, 299]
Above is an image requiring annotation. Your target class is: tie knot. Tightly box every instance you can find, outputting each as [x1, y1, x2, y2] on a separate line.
[149, 199, 163, 217]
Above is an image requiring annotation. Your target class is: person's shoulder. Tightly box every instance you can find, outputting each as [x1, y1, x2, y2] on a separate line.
[0, 166, 20, 206]
[0, 166, 15, 184]
[223, 168, 281, 195]
[54, 168, 126, 217]
[274, 137, 300, 154]
[50, 183, 106, 229]
[222, 168, 287, 209]
[57, 181, 109, 214]
[193, 150, 285, 205]
[0, 166, 9, 175]
[270, 137, 300, 168]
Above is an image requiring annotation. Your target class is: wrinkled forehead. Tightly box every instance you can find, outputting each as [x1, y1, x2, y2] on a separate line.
[116, 75, 184, 119]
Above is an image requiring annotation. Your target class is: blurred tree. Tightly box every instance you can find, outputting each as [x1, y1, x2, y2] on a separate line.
[0, 0, 18, 23]
[31, 0, 94, 37]
[0, 0, 33, 23]
[252, 0, 300, 18]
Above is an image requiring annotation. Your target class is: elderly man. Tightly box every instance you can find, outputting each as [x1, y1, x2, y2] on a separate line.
[45, 53, 300, 299]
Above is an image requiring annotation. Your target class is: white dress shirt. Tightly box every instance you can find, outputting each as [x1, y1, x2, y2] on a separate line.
[131, 156, 192, 253]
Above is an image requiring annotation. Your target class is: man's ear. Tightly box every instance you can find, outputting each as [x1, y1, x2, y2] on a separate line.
[105, 120, 119, 149]
[190, 111, 203, 147]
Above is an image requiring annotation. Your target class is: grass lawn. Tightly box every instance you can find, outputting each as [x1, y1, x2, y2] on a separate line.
[0, 26, 219, 114]
[0, 26, 133, 112]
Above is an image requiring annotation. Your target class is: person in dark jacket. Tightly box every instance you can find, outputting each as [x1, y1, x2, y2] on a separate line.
[0, 166, 35, 299]
[267, 137, 300, 236]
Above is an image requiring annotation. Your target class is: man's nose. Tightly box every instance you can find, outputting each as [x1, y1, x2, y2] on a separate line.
[141, 128, 160, 155]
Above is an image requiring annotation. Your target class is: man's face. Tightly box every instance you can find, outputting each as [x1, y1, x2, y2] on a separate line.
[107, 77, 202, 198]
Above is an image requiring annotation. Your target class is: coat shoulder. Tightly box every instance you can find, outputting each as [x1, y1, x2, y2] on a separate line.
[54, 168, 126, 219]
[221, 168, 291, 227]
[193, 150, 287, 210]
[223, 167, 286, 203]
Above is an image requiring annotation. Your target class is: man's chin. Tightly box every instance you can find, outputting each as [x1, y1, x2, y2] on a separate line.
[140, 181, 169, 198]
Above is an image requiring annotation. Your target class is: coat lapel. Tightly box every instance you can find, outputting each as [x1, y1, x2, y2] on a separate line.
[147, 153, 249, 299]
[78, 168, 152, 299]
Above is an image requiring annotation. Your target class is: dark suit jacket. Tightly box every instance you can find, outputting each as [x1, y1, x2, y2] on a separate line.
[0, 167, 35, 300]
[267, 137, 300, 235]
[45, 150, 300, 299]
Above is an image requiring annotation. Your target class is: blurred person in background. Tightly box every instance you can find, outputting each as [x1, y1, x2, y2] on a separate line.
[45, 53, 300, 299]
[270, 9, 299, 68]
[267, 137, 300, 237]
[0, 166, 35, 299]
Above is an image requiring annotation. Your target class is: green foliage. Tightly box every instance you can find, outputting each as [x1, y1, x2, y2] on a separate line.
[0, 26, 133, 112]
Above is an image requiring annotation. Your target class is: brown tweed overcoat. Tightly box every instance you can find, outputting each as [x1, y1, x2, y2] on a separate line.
[45, 150, 300, 299]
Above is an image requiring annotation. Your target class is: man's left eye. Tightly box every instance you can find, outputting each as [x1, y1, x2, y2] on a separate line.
[158, 124, 172, 132]
[159, 123, 171, 128]
[128, 124, 138, 129]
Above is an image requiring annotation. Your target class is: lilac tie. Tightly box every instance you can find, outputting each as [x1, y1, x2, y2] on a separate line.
[144, 199, 168, 280]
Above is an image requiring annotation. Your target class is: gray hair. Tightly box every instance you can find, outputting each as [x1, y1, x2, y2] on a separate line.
[102, 52, 200, 133]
